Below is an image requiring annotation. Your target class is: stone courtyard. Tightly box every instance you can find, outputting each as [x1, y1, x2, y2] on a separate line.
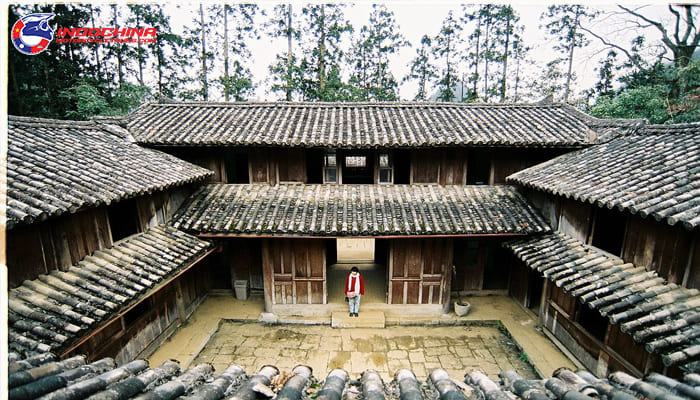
[192, 322, 538, 382]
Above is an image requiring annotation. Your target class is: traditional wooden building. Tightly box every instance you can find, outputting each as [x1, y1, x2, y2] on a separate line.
[6, 104, 699, 378]
[124, 101, 632, 314]
[6, 116, 214, 363]
[506, 122, 700, 377]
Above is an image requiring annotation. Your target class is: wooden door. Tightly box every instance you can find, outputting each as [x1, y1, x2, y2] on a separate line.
[263, 239, 326, 306]
[388, 239, 453, 304]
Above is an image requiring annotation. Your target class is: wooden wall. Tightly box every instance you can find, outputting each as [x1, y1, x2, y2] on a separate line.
[67, 257, 213, 364]
[623, 216, 698, 286]
[7, 207, 112, 288]
[388, 238, 452, 305]
[6, 188, 193, 288]
[527, 192, 700, 290]
[226, 238, 264, 291]
[411, 149, 466, 185]
[452, 238, 511, 294]
[262, 239, 326, 307]
[538, 279, 679, 377]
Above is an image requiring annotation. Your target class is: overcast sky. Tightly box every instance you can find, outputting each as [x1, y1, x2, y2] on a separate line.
[171, 1, 666, 102]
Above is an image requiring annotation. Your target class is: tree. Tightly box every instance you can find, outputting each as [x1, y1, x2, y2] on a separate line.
[594, 50, 618, 98]
[267, 4, 300, 101]
[299, 4, 353, 101]
[348, 5, 408, 101]
[540, 5, 596, 102]
[432, 11, 462, 102]
[404, 35, 437, 101]
[9, 4, 92, 118]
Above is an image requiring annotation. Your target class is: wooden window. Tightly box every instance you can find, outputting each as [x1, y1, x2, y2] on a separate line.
[345, 155, 366, 167]
[378, 153, 393, 183]
[467, 149, 491, 185]
[590, 207, 626, 256]
[224, 149, 250, 183]
[577, 302, 608, 342]
[123, 299, 151, 327]
[323, 150, 338, 183]
[107, 199, 140, 242]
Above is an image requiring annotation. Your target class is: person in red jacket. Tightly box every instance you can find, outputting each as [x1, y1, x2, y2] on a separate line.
[345, 266, 365, 317]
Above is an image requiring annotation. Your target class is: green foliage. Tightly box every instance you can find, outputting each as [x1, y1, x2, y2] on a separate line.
[589, 86, 670, 123]
[347, 5, 408, 101]
[59, 83, 109, 120]
[432, 11, 462, 102]
[540, 5, 597, 102]
[404, 35, 437, 101]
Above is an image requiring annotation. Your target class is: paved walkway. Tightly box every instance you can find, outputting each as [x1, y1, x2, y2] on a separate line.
[148, 294, 576, 380]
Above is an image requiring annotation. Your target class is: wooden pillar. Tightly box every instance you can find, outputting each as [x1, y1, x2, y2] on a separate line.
[173, 279, 188, 323]
[261, 240, 274, 311]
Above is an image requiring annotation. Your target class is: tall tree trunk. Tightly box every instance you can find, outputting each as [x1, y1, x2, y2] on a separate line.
[472, 15, 481, 97]
[200, 3, 209, 100]
[564, 7, 581, 103]
[157, 41, 164, 97]
[318, 6, 326, 99]
[89, 5, 102, 83]
[286, 4, 293, 101]
[136, 12, 144, 85]
[223, 5, 230, 101]
[113, 5, 124, 87]
[500, 16, 511, 102]
[483, 17, 490, 101]
[513, 55, 521, 102]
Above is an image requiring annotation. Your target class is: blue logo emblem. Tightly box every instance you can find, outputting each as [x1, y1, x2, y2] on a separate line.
[12, 13, 55, 55]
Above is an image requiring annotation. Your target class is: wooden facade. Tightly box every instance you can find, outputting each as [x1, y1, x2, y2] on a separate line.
[65, 258, 213, 364]
[162, 147, 568, 186]
[516, 191, 698, 377]
[387, 238, 453, 307]
[262, 239, 328, 309]
[251, 237, 464, 310]
[6, 186, 195, 289]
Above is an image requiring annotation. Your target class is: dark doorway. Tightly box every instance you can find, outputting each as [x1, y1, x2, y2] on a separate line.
[590, 207, 626, 256]
[393, 150, 411, 184]
[224, 148, 250, 183]
[306, 149, 324, 184]
[467, 149, 491, 185]
[527, 270, 544, 314]
[342, 151, 374, 184]
[107, 199, 140, 242]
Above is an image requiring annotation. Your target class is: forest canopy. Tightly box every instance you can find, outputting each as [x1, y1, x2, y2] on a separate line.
[8, 3, 699, 123]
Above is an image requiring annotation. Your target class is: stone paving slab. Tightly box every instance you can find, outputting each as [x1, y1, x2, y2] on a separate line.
[331, 311, 385, 328]
[190, 322, 537, 382]
[148, 294, 576, 379]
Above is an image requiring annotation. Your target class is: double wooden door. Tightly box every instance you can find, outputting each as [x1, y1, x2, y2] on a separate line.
[388, 238, 453, 305]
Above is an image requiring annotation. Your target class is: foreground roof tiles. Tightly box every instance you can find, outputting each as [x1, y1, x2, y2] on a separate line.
[8, 225, 212, 357]
[7, 116, 213, 230]
[507, 122, 700, 230]
[8, 353, 700, 400]
[126, 102, 629, 148]
[172, 184, 550, 236]
[505, 232, 700, 372]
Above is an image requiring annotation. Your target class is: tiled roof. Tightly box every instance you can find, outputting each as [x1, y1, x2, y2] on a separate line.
[7, 116, 213, 230]
[507, 122, 700, 230]
[505, 232, 700, 372]
[8, 225, 212, 357]
[8, 353, 700, 400]
[171, 184, 550, 236]
[125, 102, 629, 148]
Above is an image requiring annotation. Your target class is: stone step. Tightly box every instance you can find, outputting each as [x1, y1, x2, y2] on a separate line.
[331, 311, 385, 328]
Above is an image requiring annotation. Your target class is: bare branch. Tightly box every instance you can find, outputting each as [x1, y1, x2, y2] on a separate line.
[681, 5, 695, 44]
[618, 5, 677, 52]
[578, 24, 645, 70]
[669, 5, 681, 45]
